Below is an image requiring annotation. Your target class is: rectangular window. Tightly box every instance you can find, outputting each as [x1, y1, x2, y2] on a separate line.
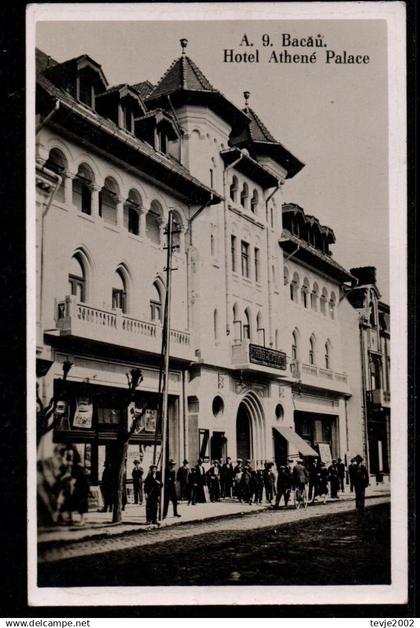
[231, 235, 237, 272]
[241, 241, 250, 278]
[254, 247, 260, 282]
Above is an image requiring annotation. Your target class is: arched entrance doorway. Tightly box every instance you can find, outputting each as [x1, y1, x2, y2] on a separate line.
[236, 402, 252, 460]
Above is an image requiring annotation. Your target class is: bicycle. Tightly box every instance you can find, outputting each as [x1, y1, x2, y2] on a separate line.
[293, 483, 308, 510]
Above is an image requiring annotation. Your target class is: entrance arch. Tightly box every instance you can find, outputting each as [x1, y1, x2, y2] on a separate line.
[235, 392, 265, 465]
[236, 403, 252, 460]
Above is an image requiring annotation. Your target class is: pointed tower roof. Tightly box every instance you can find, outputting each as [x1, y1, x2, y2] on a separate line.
[146, 44, 249, 131]
[148, 55, 216, 100]
[229, 96, 304, 179]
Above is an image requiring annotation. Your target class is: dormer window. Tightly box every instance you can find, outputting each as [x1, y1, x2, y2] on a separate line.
[157, 127, 167, 153]
[77, 68, 96, 108]
[123, 104, 134, 133]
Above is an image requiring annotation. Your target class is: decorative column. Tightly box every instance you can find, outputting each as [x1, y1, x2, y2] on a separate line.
[139, 208, 147, 237]
[91, 184, 101, 218]
[64, 172, 74, 206]
[116, 197, 124, 228]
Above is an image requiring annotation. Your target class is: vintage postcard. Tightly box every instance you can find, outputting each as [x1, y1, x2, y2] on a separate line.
[27, 2, 407, 608]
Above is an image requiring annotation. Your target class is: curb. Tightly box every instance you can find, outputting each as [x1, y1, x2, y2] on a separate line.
[38, 492, 390, 550]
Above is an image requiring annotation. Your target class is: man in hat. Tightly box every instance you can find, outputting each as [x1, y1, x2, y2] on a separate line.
[144, 464, 161, 525]
[195, 458, 207, 503]
[163, 459, 181, 519]
[131, 459, 144, 505]
[328, 459, 340, 499]
[206, 459, 221, 502]
[337, 457, 346, 493]
[221, 456, 234, 498]
[177, 459, 190, 502]
[353, 455, 369, 514]
[275, 463, 292, 508]
[233, 458, 243, 501]
[263, 461, 276, 504]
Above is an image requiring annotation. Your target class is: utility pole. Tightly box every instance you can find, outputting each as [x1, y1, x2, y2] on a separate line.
[157, 210, 178, 520]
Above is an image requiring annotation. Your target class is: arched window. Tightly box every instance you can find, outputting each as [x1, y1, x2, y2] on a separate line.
[250, 190, 258, 213]
[68, 253, 86, 302]
[243, 308, 251, 341]
[290, 272, 300, 302]
[292, 330, 298, 361]
[112, 268, 127, 313]
[284, 266, 290, 286]
[256, 311, 264, 346]
[150, 280, 164, 322]
[301, 277, 310, 308]
[329, 292, 337, 320]
[232, 302, 241, 341]
[45, 148, 67, 202]
[171, 210, 183, 251]
[325, 340, 332, 370]
[213, 308, 219, 341]
[73, 163, 94, 215]
[99, 176, 119, 225]
[311, 282, 319, 311]
[124, 189, 142, 236]
[229, 176, 238, 202]
[320, 287, 328, 315]
[146, 201, 163, 245]
[309, 334, 316, 365]
[240, 182, 249, 209]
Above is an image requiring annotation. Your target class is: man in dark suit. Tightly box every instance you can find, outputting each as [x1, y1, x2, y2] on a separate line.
[353, 455, 369, 514]
[131, 459, 144, 505]
[163, 459, 181, 519]
[195, 458, 207, 502]
[221, 457, 234, 498]
[337, 457, 346, 493]
[177, 459, 190, 501]
[206, 460, 221, 502]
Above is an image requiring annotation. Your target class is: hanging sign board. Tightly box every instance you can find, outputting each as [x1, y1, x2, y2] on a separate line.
[73, 397, 93, 429]
[318, 442, 333, 466]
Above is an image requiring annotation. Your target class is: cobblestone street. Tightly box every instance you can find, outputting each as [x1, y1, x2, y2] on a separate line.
[38, 496, 390, 587]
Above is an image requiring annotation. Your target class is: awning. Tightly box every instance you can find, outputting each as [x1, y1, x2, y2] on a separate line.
[273, 426, 318, 457]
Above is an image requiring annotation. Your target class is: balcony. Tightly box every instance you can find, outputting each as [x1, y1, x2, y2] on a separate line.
[54, 296, 194, 362]
[367, 388, 391, 408]
[290, 360, 350, 394]
[231, 339, 288, 377]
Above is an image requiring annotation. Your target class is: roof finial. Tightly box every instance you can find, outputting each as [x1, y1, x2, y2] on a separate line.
[243, 91, 250, 107]
[180, 38, 188, 55]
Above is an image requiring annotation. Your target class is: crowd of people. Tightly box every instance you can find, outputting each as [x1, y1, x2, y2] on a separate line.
[128, 454, 370, 525]
[38, 447, 370, 527]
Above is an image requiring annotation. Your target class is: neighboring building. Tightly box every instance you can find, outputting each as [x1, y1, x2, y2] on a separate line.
[346, 266, 391, 480]
[35, 42, 373, 491]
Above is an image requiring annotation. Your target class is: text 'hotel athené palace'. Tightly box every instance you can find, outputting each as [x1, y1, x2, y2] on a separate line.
[35, 40, 390, 487]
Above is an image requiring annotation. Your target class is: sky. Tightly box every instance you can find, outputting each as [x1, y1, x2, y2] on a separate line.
[36, 18, 389, 301]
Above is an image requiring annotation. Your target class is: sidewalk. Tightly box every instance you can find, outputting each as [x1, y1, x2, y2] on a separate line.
[38, 483, 390, 546]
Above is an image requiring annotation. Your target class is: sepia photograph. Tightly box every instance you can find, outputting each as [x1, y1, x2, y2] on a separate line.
[27, 2, 407, 608]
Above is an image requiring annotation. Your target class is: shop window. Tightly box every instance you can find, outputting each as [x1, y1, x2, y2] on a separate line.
[45, 148, 67, 202]
[241, 240, 250, 278]
[73, 163, 94, 215]
[69, 254, 86, 302]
